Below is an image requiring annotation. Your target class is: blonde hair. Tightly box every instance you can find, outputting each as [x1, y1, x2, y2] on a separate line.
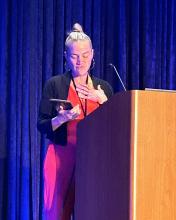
[65, 23, 92, 50]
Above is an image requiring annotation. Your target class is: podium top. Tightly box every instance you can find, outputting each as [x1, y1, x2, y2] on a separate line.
[145, 88, 176, 93]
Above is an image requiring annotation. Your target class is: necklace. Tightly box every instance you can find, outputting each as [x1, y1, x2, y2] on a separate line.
[71, 75, 88, 118]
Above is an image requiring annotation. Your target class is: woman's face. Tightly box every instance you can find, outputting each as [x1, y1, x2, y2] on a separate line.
[65, 40, 94, 77]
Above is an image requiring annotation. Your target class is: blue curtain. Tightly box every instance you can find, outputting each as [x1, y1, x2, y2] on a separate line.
[0, 0, 176, 219]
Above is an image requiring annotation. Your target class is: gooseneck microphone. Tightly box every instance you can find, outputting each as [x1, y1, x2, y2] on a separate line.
[108, 63, 127, 91]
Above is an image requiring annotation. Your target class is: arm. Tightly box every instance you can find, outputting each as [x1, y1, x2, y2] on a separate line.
[37, 77, 81, 134]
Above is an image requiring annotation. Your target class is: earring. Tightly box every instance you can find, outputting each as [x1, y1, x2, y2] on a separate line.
[64, 61, 70, 71]
[90, 58, 95, 70]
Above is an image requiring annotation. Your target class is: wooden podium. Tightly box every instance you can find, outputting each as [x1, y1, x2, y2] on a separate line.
[75, 90, 176, 220]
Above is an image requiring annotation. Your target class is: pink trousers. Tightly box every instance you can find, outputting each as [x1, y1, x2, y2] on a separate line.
[43, 121, 78, 220]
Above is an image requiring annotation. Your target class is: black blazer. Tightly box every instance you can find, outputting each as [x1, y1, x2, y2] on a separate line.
[37, 71, 113, 145]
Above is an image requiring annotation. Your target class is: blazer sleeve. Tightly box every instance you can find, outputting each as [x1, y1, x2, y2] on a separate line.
[100, 80, 114, 99]
[37, 78, 57, 136]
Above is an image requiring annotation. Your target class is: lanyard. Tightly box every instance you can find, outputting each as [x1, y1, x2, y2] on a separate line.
[71, 75, 88, 118]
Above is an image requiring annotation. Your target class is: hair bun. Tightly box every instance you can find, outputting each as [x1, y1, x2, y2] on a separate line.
[72, 23, 83, 32]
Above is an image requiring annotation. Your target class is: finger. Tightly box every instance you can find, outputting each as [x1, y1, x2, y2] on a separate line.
[69, 111, 80, 120]
[76, 87, 89, 96]
[78, 93, 89, 99]
[76, 84, 89, 93]
[74, 104, 81, 112]
[87, 94, 97, 102]
[73, 111, 80, 117]
[97, 85, 103, 91]
[58, 105, 65, 113]
[70, 104, 80, 113]
[76, 85, 89, 92]
[71, 104, 81, 113]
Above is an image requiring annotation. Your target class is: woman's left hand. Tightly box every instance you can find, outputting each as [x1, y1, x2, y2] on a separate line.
[76, 84, 108, 104]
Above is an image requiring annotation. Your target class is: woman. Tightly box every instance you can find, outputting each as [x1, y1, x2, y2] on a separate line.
[38, 23, 113, 220]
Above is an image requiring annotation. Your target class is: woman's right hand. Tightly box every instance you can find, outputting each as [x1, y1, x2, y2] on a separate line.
[58, 104, 81, 123]
[52, 104, 81, 131]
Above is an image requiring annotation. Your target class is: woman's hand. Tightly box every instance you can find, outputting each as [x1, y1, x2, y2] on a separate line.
[76, 84, 108, 104]
[52, 104, 81, 131]
[58, 104, 81, 122]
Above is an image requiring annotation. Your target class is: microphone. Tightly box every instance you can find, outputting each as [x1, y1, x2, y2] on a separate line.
[108, 63, 127, 91]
